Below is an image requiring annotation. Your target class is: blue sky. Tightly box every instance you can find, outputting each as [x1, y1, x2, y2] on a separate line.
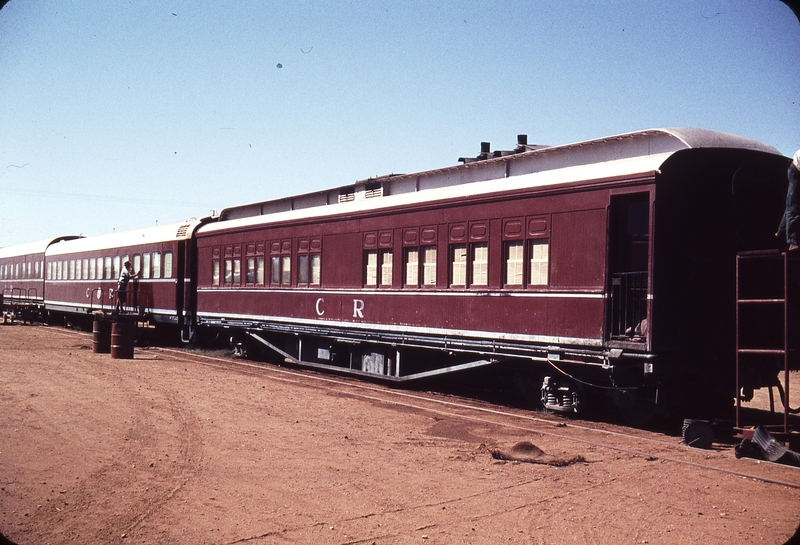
[1, 1, 798, 247]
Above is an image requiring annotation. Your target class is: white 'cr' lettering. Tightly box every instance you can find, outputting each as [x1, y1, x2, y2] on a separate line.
[315, 298, 325, 316]
[353, 299, 365, 318]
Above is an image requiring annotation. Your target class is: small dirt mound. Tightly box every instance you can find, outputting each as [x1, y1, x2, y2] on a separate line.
[490, 441, 585, 466]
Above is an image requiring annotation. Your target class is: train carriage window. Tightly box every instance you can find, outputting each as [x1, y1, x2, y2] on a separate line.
[56, 261, 61, 280]
[212, 260, 220, 287]
[404, 248, 419, 287]
[210, 249, 220, 287]
[142, 253, 151, 279]
[270, 256, 280, 284]
[96, 257, 103, 280]
[74, 259, 81, 280]
[471, 243, 488, 286]
[297, 238, 309, 285]
[257, 257, 265, 285]
[281, 255, 290, 285]
[298, 255, 309, 284]
[365, 250, 378, 286]
[310, 254, 320, 285]
[529, 240, 550, 286]
[246, 257, 257, 284]
[505, 241, 524, 286]
[224, 258, 233, 284]
[88, 258, 95, 280]
[163, 251, 173, 279]
[104, 256, 112, 280]
[152, 252, 162, 279]
[113, 256, 120, 280]
[81, 259, 88, 280]
[381, 250, 393, 286]
[133, 254, 141, 277]
[26, 262, 31, 279]
[450, 245, 467, 286]
[232, 258, 240, 284]
[422, 246, 437, 286]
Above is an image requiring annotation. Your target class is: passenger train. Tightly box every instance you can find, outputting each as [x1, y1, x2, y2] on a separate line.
[1, 128, 795, 422]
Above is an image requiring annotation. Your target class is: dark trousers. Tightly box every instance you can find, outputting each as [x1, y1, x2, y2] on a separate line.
[778, 165, 799, 246]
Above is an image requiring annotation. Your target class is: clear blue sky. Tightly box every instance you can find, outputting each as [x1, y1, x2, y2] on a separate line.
[1, 1, 798, 247]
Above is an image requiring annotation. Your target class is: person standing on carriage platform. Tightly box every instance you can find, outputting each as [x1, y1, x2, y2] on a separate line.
[777, 148, 800, 252]
[115, 260, 139, 312]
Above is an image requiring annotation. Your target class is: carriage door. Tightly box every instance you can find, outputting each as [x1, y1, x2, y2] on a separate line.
[607, 193, 650, 342]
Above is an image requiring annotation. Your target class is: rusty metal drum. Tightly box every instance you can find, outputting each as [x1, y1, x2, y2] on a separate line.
[92, 316, 111, 353]
[110, 320, 136, 359]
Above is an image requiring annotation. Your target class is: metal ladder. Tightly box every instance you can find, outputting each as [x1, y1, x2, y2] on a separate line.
[735, 250, 793, 434]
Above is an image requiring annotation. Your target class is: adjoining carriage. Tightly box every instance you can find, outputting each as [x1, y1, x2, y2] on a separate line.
[44, 219, 206, 333]
[193, 128, 792, 420]
[0, 236, 81, 323]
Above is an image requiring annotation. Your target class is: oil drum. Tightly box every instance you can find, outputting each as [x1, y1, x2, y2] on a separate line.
[92, 317, 111, 353]
[110, 321, 136, 359]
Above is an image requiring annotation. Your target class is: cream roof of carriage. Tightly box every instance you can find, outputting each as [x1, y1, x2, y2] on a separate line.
[46, 219, 205, 257]
[199, 127, 783, 235]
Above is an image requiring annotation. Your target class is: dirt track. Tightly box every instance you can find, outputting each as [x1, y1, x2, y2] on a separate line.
[1, 324, 799, 544]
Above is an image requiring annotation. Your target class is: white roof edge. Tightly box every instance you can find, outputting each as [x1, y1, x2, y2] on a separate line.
[199, 152, 672, 235]
[46, 219, 204, 256]
[0, 235, 83, 259]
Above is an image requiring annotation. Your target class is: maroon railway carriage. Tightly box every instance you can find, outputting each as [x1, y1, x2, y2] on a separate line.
[44, 219, 206, 333]
[0, 236, 81, 323]
[194, 128, 790, 419]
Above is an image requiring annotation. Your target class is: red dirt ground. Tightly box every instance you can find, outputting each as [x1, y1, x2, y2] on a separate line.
[1, 324, 799, 544]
